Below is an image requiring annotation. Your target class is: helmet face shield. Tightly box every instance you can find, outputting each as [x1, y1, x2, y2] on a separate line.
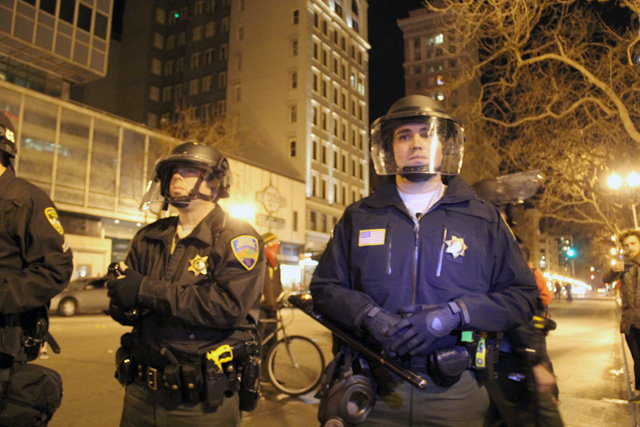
[370, 101, 465, 176]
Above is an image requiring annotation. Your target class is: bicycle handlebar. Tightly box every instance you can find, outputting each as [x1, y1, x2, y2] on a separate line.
[288, 293, 428, 390]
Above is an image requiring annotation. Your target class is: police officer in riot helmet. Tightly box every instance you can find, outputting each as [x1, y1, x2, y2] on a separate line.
[0, 113, 71, 425]
[310, 95, 538, 426]
[108, 141, 264, 426]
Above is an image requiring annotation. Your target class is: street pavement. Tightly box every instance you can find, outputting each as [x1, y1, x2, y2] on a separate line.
[38, 295, 637, 426]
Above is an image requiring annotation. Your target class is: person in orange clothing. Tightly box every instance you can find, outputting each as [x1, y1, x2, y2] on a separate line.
[522, 246, 552, 309]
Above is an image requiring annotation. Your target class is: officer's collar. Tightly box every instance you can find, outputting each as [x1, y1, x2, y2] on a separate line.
[144, 205, 226, 246]
[364, 175, 474, 209]
[0, 167, 15, 186]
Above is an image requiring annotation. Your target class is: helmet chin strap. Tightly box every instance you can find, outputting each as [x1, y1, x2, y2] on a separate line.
[167, 172, 216, 208]
[399, 166, 440, 182]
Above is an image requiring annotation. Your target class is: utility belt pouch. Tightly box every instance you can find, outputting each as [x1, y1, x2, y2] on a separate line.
[115, 334, 135, 386]
[180, 364, 201, 405]
[203, 360, 228, 409]
[239, 355, 260, 412]
[115, 347, 136, 386]
[158, 365, 180, 407]
[428, 345, 470, 387]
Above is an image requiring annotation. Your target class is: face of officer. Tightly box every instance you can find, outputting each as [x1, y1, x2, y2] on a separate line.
[392, 123, 443, 175]
[623, 235, 640, 261]
[169, 165, 215, 202]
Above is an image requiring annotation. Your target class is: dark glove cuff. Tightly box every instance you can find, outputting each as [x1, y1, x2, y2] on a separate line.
[355, 304, 377, 328]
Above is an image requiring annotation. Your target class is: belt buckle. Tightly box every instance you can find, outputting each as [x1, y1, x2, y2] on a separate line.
[147, 367, 158, 391]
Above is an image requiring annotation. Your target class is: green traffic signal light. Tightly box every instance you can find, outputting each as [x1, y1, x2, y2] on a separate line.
[566, 248, 576, 258]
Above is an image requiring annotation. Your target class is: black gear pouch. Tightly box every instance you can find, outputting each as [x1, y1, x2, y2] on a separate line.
[115, 333, 135, 386]
[0, 363, 62, 427]
[180, 364, 201, 404]
[428, 345, 471, 387]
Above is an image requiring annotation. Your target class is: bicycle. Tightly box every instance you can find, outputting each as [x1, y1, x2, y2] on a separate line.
[258, 291, 325, 396]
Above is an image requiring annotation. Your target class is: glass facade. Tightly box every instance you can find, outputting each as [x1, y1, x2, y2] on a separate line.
[0, 81, 176, 222]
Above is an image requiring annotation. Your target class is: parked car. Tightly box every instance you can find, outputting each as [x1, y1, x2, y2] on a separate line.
[50, 277, 109, 316]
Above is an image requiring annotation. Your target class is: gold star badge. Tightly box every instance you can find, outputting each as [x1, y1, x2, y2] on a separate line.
[188, 254, 208, 276]
[445, 236, 468, 259]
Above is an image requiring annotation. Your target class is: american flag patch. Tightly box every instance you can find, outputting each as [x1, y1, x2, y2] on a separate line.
[358, 229, 386, 246]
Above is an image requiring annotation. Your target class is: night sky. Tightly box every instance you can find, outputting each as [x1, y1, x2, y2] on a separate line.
[367, 0, 426, 123]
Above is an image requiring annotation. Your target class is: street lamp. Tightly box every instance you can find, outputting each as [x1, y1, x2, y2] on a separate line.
[606, 171, 640, 229]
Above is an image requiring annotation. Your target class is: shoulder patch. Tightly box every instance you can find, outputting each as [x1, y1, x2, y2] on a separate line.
[44, 207, 65, 235]
[231, 235, 259, 270]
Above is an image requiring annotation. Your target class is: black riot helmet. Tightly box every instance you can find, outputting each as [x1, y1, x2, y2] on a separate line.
[370, 95, 465, 180]
[140, 141, 232, 211]
[0, 113, 17, 168]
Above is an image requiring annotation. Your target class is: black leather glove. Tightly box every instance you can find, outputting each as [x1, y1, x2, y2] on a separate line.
[107, 269, 143, 309]
[359, 305, 404, 356]
[386, 302, 464, 356]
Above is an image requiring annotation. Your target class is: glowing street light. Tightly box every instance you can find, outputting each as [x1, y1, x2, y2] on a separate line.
[607, 170, 639, 229]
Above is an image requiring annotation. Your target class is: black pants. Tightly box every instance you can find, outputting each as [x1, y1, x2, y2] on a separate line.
[625, 326, 640, 391]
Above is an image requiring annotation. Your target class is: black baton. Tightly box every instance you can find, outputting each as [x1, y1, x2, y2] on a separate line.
[288, 293, 428, 390]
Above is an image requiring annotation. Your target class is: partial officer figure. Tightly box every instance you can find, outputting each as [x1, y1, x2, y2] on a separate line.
[310, 95, 538, 426]
[258, 232, 283, 353]
[107, 142, 264, 426]
[0, 113, 72, 420]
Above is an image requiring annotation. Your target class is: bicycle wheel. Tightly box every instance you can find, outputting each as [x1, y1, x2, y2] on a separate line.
[266, 335, 325, 396]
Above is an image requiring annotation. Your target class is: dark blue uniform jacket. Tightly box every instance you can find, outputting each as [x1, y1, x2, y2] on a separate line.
[310, 176, 538, 351]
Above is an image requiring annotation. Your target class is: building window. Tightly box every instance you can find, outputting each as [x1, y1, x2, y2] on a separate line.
[321, 180, 327, 200]
[150, 86, 160, 102]
[313, 42, 319, 60]
[176, 58, 185, 72]
[166, 35, 175, 50]
[235, 54, 242, 70]
[154, 33, 164, 49]
[204, 49, 214, 64]
[238, 26, 244, 40]
[310, 211, 317, 230]
[151, 59, 162, 75]
[178, 32, 186, 46]
[290, 72, 298, 89]
[193, 26, 203, 42]
[156, 8, 166, 24]
[162, 86, 172, 102]
[190, 53, 200, 68]
[334, 1, 343, 17]
[194, 1, 204, 16]
[322, 145, 327, 164]
[202, 75, 212, 92]
[290, 139, 296, 157]
[220, 44, 228, 60]
[175, 83, 183, 100]
[205, 22, 215, 37]
[235, 85, 241, 101]
[293, 211, 298, 231]
[313, 107, 318, 125]
[222, 17, 229, 32]
[312, 176, 317, 197]
[312, 140, 318, 160]
[164, 60, 174, 76]
[189, 79, 199, 95]
[218, 72, 227, 88]
[293, 9, 299, 24]
[290, 105, 297, 123]
[291, 39, 298, 56]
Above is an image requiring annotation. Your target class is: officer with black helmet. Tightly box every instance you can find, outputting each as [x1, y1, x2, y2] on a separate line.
[108, 141, 264, 426]
[0, 113, 72, 424]
[310, 95, 538, 426]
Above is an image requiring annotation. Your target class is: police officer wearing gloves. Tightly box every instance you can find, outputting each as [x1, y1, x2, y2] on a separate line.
[107, 142, 264, 426]
[310, 95, 538, 426]
[0, 113, 72, 424]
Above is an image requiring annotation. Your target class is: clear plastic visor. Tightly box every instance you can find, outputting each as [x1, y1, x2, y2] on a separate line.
[370, 115, 464, 176]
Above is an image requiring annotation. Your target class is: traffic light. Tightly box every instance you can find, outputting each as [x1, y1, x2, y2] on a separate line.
[566, 248, 576, 258]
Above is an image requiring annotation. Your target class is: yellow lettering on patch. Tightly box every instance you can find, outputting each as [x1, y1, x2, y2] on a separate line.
[44, 207, 64, 235]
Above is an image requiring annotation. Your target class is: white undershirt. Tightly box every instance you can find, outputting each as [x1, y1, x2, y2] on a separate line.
[398, 183, 446, 218]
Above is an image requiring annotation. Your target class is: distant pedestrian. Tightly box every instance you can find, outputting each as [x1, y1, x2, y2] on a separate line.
[565, 283, 572, 302]
[555, 282, 562, 300]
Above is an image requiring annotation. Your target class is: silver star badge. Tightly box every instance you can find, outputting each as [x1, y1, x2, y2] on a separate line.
[445, 236, 468, 259]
